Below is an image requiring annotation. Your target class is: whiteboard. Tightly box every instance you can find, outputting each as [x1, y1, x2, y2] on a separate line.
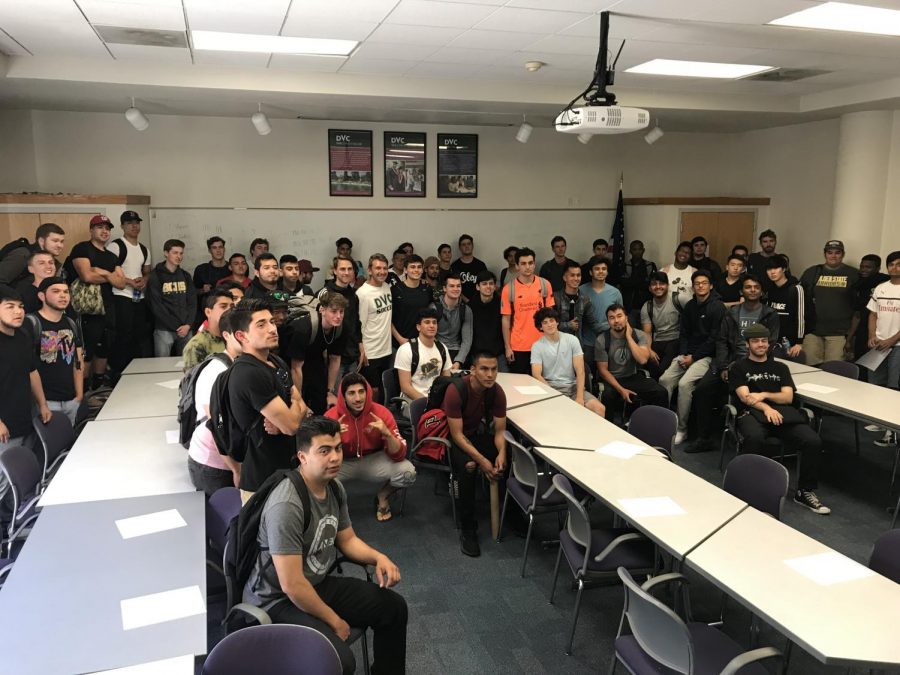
[147, 208, 617, 277]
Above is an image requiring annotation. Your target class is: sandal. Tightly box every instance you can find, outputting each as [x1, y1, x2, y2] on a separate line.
[374, 496, 392, 522]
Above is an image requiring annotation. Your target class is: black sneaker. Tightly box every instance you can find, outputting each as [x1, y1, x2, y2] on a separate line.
[683, 437, 717, 454]
[794, 490, 831, 515]
[460, 530, 481, 557]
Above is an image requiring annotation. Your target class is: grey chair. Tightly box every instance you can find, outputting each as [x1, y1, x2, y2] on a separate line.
[816, 360, 861, 454]
[723, 454, 789, 520]
[405, 396, 456, 525]
[610, 567, 783, 675]
[869, 529, 900, 584]
[33, 412, 75, 489]
[206, 487, 241, 575]
[202, 624, 342, 675]
[628, 405, 678, 459]
[0, 446, 43, 557]
[547, 474, 656, 655]
[497, 432, 566, 577]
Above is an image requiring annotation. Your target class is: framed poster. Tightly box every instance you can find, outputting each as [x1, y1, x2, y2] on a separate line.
[437, 133, 478, 198]
[328, 129, 373, 196]
[384, 131, 426, 197]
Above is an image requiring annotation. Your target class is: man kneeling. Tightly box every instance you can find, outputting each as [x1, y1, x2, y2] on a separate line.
[243, 417, 408, 674]
[326, 372, 417, 522]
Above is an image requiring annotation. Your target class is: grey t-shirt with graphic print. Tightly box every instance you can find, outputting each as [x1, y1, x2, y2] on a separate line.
[595, 328, 650, 380]
[243, 475, 351, 609]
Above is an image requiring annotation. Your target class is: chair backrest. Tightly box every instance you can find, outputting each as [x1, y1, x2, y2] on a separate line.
[628, 405, 678, 456]
[408, 397, 429, 444]
[618, 567, 693, 674]
[551, 474, 592, 550]
[34, 412, 76, 473]
[723, 454, 789, 520]
[207, 487, 241, 554]
[869, 529, 900, 584]
[820, 360, 859, 380]
[202, 624, 342, 675]
[381, 368, 400, 402]
[504, 431, 538, 489]
[0, 446, 42, 517]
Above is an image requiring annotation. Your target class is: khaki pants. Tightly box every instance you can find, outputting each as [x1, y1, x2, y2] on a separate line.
[801, 334, 846, 366]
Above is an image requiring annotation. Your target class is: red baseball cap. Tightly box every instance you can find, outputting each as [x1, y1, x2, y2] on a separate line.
[89, 214, 113, 228]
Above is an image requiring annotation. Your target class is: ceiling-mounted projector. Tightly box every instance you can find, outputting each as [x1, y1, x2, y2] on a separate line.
[555, 106, 649, 135]
[555, 11, 649, 138]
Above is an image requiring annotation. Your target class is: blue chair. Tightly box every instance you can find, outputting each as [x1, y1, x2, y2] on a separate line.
[610, 567, 783, 675]
[628, 405, 678, 459]
[33, 412, 75, 489]
[547, 474, 656, 655]
[497, 432, 566, 577]
[816, 360, 861, 455]
[0, 446, 43, 557]
[869, 529, 900, 584]
[206, 487, 241, 576]
[202, 624, 342, 675]
[723, 454, 789, 520]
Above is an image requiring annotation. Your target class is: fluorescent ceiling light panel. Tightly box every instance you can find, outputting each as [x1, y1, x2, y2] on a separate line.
[769, 2, 900, 36]
[191, 30, 357, 56]
[626, 59, 774, 79]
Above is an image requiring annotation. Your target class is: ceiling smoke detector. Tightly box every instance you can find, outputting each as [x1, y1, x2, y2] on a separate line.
[525, 61, 545, 72]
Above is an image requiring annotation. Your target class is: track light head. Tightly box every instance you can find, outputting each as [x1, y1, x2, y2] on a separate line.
[644, 125, 664, 145]
[577, 133, 592, 145]
[515, 121, 533, 144]
[125, 98, 149, 131]
[251, 111, 272, 136]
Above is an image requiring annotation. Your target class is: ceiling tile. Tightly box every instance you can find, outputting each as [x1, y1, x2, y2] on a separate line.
[1, 23, 110, 58]
[184, 0, 290, 35]
[474, 6, 591, 33]
[385, 0, 500, 29]
[78, 0, 186, 31]
[192, 50, 271, 66]
[448, 29, 545, 50]
[418, 0, 506, 4]
[404, 61, 484, 77]
[286, 0, 399, 24]
[268, 53, 346, 72]
[560, 14, 660, 40]
[525, 34, 603, 56]
[108, 43, 192, 62]
[351, 41, 439, 60]
[365, 22, 465, 46]
[494, 49, 596, 69]
[507, 0, 614, 12]
[340, 57, 418, 75]
[425, 46, 506, 64]
[281, 18, 378, 41]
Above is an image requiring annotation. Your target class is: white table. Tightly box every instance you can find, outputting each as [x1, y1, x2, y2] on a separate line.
[96, 372, 182, 421]
[0, 492, 207, 675]
[39, 416, 195, 506]
[122, 356, 185, 375]
[792, 369, 900, 432]
[494, 372, 563, 409]
[686, 507, 900, 669]
[535, 446, 747, 560]
[774, 357, 820, 376]
[508, 395, 662, 456]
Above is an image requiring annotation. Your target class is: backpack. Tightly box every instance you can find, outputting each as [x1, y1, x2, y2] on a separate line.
[177, 352, 232, 448]
[207, 354, 289, 459]
[286, 295, 343, 345]
[414, 377, 497, 461]
[110, 238, 148, 268]
[0, 238, 32, 284]
[227, 470, 343, 601]
[505, 277, 550, 323]
[24, 312, 83, 371]
[409, 337, 450, 377]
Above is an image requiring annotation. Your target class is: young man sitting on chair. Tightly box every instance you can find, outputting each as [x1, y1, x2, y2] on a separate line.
[325, 372, 416, 522]
[728, 323, 830, 515]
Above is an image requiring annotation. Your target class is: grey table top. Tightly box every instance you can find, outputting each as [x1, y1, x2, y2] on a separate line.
[38, 416, 195, 506]
[774, 357, 820, 376]
[122, 357, 186, 375]
[494, 372, 563, 409]
[0, 492, 207, 675]
[792, 368, 900, 431]
[687, 507, 900, 668]
[96, 372, 182, 421]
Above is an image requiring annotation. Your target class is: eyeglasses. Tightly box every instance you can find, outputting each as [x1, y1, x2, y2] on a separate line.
[693, 280, 710, 287]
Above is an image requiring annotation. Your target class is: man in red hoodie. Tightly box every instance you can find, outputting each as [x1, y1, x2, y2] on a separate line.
[326, 372, 416, 522]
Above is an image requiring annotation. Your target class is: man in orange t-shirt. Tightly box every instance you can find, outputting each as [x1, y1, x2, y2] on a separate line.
[501, 246, 555, 374]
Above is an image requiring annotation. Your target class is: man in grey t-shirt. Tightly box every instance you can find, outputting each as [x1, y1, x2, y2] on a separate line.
[640, 271, 681, 380]
[597, 304, 668, 425]
[242, 417, 408, 675]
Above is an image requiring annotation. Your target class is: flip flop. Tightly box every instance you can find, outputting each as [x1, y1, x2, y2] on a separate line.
[374, 496, 392, 522]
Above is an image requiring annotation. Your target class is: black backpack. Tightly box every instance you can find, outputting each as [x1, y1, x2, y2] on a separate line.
[426, 376, 497, 428]
[110, 238, 149, 267]
[0, 238, 32, 284]
[228, 470, 343, 599]
[177, 352, 232, 448]
[409, 337, 450, 375]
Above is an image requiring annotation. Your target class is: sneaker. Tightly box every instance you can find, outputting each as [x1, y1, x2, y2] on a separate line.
[864, 424, 883, 433]
[683, 437, 717, 454]
[460, 530, 480, 557]
[673, 431, 687, 445]
[874, 431, 897, 447]
[794, 490, 831, 515]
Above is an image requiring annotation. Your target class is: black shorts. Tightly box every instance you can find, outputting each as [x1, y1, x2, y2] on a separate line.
[81, 313, 114, 360]
[361, 355, 391, 391]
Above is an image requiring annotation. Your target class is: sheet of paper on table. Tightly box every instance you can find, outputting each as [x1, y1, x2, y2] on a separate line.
[116, 509, 187, 540]
[618, 496, 686, 517]
[784, 551, 875, 586]
[121, 586, 205, 630]
[155, 379, 181, 390]
[174, 360, 185, 368]
[796, 382, 839, 395]
[90, 654, 195, 674]
[596, 440, 644, 459]
[514, 385, 547, 395]
[165, 430, 180, 444]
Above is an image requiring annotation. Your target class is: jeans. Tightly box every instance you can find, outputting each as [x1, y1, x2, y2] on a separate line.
[647, 339, 679, 381]
[869, 347, 900, 390]
[600, 374, 668, 423]
[153, 328, 192, 357]
[268, 576, 408, 675]
[450, 433, 499, 531]
[659, 356, 711, 434]
[187, 457, 233, 497]
[47, 399, 80, 426]
[736, 414, 822, 490]
[691, 369, 729, 439]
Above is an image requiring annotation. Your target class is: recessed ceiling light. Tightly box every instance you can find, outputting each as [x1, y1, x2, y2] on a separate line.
[625, 59, 775, 79]
[191, 31, 357, 56]
[769, 2, 900, 36]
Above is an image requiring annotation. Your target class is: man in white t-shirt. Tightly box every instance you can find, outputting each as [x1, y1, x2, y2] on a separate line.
[356, 253, 393, 402]
[394, 306, 452, 414]
[866, 250, 900, 446]
[187, 308, 242, 495]
[530, 306, 605, 416]
[659, 241, 698, 310]
[107, 210, 152, 376]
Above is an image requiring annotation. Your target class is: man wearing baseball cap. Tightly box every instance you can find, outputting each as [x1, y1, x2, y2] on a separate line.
[799, 240, 859, 366]
[298, 259, 319, 294]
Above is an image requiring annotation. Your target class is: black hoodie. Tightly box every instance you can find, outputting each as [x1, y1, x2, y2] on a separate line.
[147, 262, 196, 330]
[319, 278, 361, 361]
[678, 291, 726, 361]
[765, 276, 810, 347]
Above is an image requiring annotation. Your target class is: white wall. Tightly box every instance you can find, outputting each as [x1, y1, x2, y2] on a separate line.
[0, 109, 38, 192]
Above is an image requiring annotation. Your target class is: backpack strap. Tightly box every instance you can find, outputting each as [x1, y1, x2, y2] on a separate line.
[285, 471, 343, 535]
[436, 340, 449, 371]
[139, 243, 149, 266]
[409, 337, 420, 376]
[111, 238, 127, 266]
[25, 314, 40, 353]
[603, 330, 611, 356]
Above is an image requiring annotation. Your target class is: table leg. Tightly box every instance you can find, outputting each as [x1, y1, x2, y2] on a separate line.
[490, 481, 500, 540]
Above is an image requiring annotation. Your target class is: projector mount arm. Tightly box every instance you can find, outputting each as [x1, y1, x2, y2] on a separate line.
[558, 11, 624, 118]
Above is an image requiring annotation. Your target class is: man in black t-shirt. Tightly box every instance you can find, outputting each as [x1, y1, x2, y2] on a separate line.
[26, 278, 84, 426]
[225, 299, 308, 502]
[390, 254, 433, 347]
[469, 270, 505, 368]
[0, 286, 52, 461]
[64, 215, 126, 389]
[16, 250, 57, 314]
[728, 323, 830, 515]
[450, 234, 487, 302]
[193, 236, 230, 326]
[287, 292, 348, 415]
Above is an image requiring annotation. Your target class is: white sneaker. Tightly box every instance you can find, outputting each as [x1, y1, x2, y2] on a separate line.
[864, 424, 882, 433]
[673, 431, 687, 445]
[874, 430, 897, 447]
[794, 490, 831, 515]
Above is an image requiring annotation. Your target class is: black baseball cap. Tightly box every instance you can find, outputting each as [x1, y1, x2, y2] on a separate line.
[120, 210, 143, 224]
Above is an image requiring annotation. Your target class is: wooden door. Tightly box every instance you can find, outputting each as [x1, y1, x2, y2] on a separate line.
[0, 212, 96, 260]
[680, 211, 756, 266]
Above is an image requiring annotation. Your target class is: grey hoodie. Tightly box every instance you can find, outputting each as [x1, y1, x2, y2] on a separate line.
[437, 296, 473, 364]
